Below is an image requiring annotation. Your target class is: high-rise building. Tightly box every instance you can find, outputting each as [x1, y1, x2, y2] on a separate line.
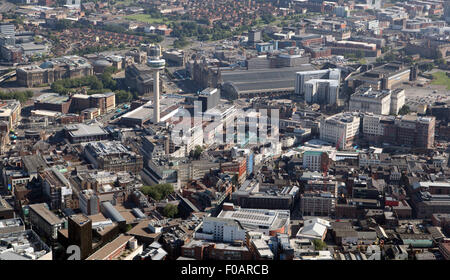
[68, 214, 92, 260]
[295, 69, 341, 104]
[319, 112, 360, 149]
[304, 79, 339, 105]
[248, 30, 261, 45]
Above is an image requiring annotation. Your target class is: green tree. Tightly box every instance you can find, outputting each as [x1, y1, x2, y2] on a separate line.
[141, 184, 174, 201]
[162, 204, 178, 218]
[190, 145, 203, 159]
[398, 105, 411, 115]
[313, 239, 327, 250]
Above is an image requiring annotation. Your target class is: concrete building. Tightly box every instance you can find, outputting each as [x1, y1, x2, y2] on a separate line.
[349, 87, 405, 115]
[216, 203, 290, 236]
[347, 63, 411, 90]
[64, 123, 109, 143]
[319, 112, 360, 149]
[78, 189, 100, 216]
[295, 69, 341, 98]
[34, 93, 71, 114]
[362, 113, 435, 149]
[83, 141, 143, 173]
[28, 203, 64, 240]
[301, 191, 336, 216]
[86, 234, 142, 260]
[0, 100, 21, 128]
[40, 167, 73, 210]
[195, 217, 247, 243]
[349, 87, 391, 115]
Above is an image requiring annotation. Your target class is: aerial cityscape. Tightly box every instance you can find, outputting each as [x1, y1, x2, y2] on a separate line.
[0, 0, 450, 262]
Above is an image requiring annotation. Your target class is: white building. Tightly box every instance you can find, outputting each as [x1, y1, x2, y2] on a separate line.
[350, 87, 405, 116]
[296, 218, 331, 241]
[195, 217, 247, 243]
[389, 88, 405, 115]
[295, 69, 341, 99]
[78, 189, 100, 216]
[304, 79, 339, 105]
[349, 87, 392, 115]
[319, 112, 360, 149]
[362, 113, 387, 137]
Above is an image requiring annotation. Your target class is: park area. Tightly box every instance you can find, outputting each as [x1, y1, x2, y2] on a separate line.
[430, 71, 450, 90]
[124, 14, 173, 25]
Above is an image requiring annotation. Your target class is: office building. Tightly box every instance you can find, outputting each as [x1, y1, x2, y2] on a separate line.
[216, 203, 290, 236]
[347, 63, 411, 90]
[232, 180, 299, 210]
[198, 88, 220, 112]
[195, 217, 247, 243]
[319, 112, 360, 149]
[444, 0, 450, 23]
[0, 197, 14, 220]
[295, 69, 340, 103]
[0, 229, 52, 260]
[68, 214, 92, 260]
[64, 123, 109, 144]
[86, 234, 142, 260]
[350, 87, 405, 115]
[248, 30, 261, 45]
[362, 113, 435, 149]
[301, 191, 336, 216]
[28, 203, 64, 240]
[83, 141, 143, 173]
[40, 167, 73, 210]
[0, 100, 21, 128]
[78, 189, 100, 216]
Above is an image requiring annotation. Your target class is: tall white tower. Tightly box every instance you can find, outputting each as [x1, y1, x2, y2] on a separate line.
[147, 56, 165, 124]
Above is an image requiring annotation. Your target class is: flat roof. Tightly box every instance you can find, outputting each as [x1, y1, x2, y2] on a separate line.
[86, 234, 134, 260]
[29, 203, 63, 225]
[66, 123, 108, 138]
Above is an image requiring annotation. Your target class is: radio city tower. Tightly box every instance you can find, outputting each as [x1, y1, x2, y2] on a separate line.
[147, 48, 165, 124]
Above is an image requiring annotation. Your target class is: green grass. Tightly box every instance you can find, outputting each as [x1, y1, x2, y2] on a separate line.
[124, 14, 172, 25]
[431, 71, 450, 90]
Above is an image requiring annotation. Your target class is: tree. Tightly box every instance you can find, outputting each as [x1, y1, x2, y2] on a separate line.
[313, 239, 327, 251]
[162, 204, 178, 218]
[190, 145, 203, 160]
[398, 105, 411, 115]
[418, 63, 434, 72]
[141, 184, 174, 201]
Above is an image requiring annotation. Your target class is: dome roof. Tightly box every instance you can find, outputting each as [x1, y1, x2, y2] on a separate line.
[93, 59, 112, 67]
[39, 61, 54, 69]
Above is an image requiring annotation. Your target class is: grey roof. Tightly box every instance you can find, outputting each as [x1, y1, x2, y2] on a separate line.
[221, 64, 316, 93]
[29, 203, 64, 225]
[22, 154, 48, 174]
[101, 201, 125, 223]
[66, 123, 108, 138]
[0, 251, 30, 260]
